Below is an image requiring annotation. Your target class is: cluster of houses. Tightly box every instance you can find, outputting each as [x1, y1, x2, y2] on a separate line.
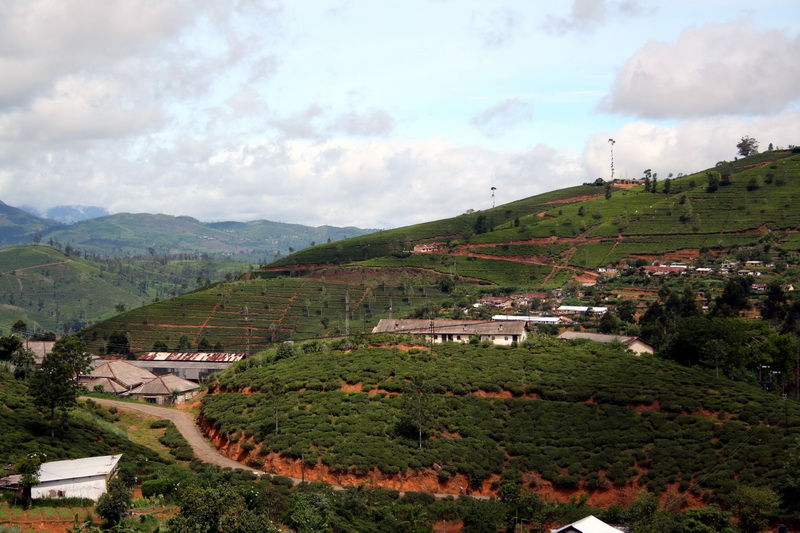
[600, 259, 775, 279]
[372, 318, 654, 355]
[77, 351, 247, 405]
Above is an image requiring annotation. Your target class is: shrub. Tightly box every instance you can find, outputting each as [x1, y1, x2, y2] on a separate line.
[150, 419, 171, 429]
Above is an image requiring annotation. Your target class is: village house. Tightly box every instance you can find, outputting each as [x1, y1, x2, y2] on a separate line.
[372, 319, 527, 345]
[412, 243, 442, 253]
[493, 314, 566, 325]
[128, 374, 199, 405]
[556, 305, 608, 316]
[557, 331, 654, 356]
[473, 296, 512, 309]
[509, 292, 548, 306]
[31, 454, 122, 501]
[80, 359, 200, 404]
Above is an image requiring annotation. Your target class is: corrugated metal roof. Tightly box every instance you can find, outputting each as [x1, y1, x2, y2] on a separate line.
[372, 319, 525, 336]
[139, 352, 246, 362]
[38, 455, 122, 483]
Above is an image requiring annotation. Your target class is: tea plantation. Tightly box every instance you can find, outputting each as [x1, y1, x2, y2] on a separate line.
[201, 337, 800, 507]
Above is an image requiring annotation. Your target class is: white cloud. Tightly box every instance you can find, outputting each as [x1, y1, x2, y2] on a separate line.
[583, 109, 800, 181]
[602, 21, 800, 118]
[474, 8, 523, 48]
[0, 0, 185, 108]
[471, 99, 534, 138]
[328, 108, 395, 137]
[543, 0, 646, 35]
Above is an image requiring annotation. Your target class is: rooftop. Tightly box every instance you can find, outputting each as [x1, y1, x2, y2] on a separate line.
[38, 454, 122, 483]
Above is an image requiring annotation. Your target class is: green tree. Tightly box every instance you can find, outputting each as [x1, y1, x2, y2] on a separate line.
[106, 331, 130, 356]
[289, 491, 331, 533]
[152, 340, 169, 351]
[11, 347, 35, 379]
[175, 335, 190, 352]
[197, 337, 212, 351]
[0, 335, 23, 360]
[400, 373, 434, 449]
[736, 136, 759, 157]
[15, 452, 45, 501]
[732, 485, 779, 533]
[11, 320, 27, 337]
[95, 477, 132, 526]
[30, 335, 92, 436]
[165, 484, 277, 533]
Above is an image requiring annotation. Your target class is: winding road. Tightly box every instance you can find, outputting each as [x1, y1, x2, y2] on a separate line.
[85, 397, 485, 499]
[83, 397, 266, 476]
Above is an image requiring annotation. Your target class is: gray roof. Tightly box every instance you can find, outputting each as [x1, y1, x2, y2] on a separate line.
[129, 374, 199, 395]
[372, 319, 525, 336]
[87, 360, 157, 389]
[558, 331, 651, 349]
[38, 454, 122, 483]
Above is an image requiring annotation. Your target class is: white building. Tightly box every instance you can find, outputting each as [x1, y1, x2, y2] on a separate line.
[32, 454, 122, 501]
[372, 319, 527, 345]
[558, 331, 654, 355]
[551, 514, 624, 532]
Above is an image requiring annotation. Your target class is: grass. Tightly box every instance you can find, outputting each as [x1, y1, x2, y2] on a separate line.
[110, 409, 179, 462]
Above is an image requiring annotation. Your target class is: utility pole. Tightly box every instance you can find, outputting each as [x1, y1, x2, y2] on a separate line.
[345, 291, 350, 338]
[608, 138, 616, 181]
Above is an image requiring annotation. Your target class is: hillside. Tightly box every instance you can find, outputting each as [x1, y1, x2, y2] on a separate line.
[266, 150, 800, 281]
[80, 150, 800, 354]
[199, 338, 800, 510]
[0, 208, 375, 263]
[0, 200, 59, 245]
[0, 245, 250, 335]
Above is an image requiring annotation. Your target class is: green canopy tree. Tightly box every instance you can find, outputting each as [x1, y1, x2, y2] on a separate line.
[30, 335, 92, 436]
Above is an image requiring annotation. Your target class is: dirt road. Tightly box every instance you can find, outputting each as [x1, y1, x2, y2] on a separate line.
[84, 397, 264, 476]
[85, 397, 484, 499]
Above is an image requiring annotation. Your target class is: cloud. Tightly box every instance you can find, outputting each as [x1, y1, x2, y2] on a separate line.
[0, 136, 583, 229]
[583, 109, 800, 181]
[329, 108, 394, 137]
[543, 0, 646, 35]
[0, 0, 186, 108]
[471, 99, 534, 138]
[602, 21, 800, 118]
[474, 8, 523, 47]
[0, 74, 162, 159]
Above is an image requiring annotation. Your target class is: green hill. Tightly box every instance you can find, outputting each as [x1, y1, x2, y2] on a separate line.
[79, 150, 800, 354]
[1, 210, 374, 263]
[0, 245, 250, 335]
[0, 200, 59, 245]
[268, 150, 800, 276]
[200, 337, 800, 509]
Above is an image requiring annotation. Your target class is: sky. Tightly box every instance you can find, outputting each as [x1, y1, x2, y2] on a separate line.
[0, 0, 798, 230]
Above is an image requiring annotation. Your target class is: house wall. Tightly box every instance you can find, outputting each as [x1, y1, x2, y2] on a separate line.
[627, 341, 654, 355]
[32, 475, 108, 501]
[428, 332, 526, 346]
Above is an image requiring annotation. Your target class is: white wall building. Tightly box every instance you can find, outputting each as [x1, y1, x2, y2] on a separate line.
[32, 454, 122, 501]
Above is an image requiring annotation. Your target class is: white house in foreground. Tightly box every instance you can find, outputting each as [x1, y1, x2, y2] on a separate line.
[32, 454, 122, 501]
[372, 319, 527, 345]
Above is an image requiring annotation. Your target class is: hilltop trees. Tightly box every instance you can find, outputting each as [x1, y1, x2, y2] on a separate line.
[737, 136, 759, 157]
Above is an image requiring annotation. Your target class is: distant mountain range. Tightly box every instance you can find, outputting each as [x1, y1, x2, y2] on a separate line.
[0, 201, 376, 262]
[20, 204, 110, 224]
